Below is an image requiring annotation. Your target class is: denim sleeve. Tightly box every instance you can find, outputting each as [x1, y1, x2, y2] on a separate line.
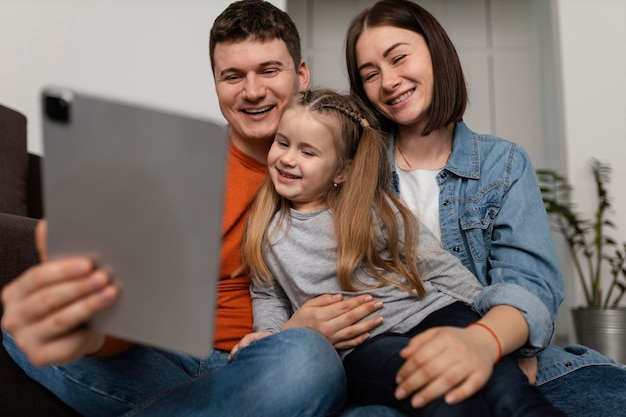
[474, 147, 565, 356]
[471, 283, 554, 356]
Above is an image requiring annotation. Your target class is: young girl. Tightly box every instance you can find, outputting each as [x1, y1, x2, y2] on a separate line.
[234, 88, 565, 417]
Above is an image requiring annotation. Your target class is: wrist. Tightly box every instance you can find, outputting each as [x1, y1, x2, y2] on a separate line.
[466, 321, 503, 363]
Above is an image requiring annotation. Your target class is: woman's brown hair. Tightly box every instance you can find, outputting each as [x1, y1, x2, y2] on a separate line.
[240, 88, 425, 297]
[345, 0, 467, 136]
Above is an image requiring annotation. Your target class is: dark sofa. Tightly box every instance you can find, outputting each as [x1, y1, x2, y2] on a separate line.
[0, 103, 81, 416]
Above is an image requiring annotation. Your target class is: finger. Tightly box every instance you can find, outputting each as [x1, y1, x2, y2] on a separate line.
[300, 293, 344, 308]
[29, 282, 118, 343]
[2, 257, 94, 305]
[36, 219, 47, 261]
[396, 330, 440, 384]
[302, 294, 379, 322]
[395, 353, 443, 401]
[320, 300, 384, 345]
[327, 297, 384, 327]
[289, 295, 381, 333]
[4, 269, 111, 331]
[331, 315, 383, 349]
[333, 331, 372, 350]
[404, 361, 468, 408]
[25, 328, 102, 367]
[444, 371, 489, 405]
[399, 327, 439, 359]
[333, 294, 381, 315]
[229, 344, 240, 360]
[239, 334, 255, 348]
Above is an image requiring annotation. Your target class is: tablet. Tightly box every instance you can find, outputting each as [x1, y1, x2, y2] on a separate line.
[42, 86, 227, 357]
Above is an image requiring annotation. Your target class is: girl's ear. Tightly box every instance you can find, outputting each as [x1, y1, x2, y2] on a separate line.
[333, 160, 352, 185]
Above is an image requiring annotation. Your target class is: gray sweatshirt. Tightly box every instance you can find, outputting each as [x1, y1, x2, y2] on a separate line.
[251, 207, 483, 357]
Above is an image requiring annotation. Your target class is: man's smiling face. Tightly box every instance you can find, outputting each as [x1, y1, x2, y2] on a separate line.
[213, 38, 308, 160]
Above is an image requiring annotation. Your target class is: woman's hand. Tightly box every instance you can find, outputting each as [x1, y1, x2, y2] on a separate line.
[517, 357, 538, 384]
[229, 331, 273, 360]
[1, 220, 118, 366]
[282, 293, 384, 350]
[394, 325, 499, 408]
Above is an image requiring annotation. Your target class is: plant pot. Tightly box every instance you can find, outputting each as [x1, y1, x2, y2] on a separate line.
[572, 307, 626, 364]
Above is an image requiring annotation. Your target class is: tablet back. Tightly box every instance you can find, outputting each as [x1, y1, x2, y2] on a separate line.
[42, 86, 227, 357]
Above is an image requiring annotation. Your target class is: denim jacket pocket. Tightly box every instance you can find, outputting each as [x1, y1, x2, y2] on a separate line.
[459, 206, 499, 263]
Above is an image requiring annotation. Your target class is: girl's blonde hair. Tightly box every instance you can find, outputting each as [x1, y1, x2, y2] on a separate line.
[241, 88, 425, 297]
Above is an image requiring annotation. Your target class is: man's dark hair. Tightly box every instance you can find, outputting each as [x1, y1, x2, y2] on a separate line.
[209, 0, 302, 72]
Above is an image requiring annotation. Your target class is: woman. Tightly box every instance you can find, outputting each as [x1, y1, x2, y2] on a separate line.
[344, 1, 626, 416]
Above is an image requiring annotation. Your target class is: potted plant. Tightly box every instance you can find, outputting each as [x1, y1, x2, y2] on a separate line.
[537, 159, 626, 363]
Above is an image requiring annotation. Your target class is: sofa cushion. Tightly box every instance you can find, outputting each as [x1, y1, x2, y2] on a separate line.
[0, 104, 28, 217]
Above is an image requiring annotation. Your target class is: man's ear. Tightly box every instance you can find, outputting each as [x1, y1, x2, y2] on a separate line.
[297, 60, 310, 91]
[333, 161, 352, 185]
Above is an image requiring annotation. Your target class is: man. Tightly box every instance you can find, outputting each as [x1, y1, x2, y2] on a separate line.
[1, 1, 384, 415]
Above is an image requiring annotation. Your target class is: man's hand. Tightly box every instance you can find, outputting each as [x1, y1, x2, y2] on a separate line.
[1, 220, 118, 366]
[282, 293, 384, 350]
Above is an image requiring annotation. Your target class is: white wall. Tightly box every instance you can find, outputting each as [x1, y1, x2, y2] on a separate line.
[0, 0, 284, 155]
[555, 0, 626, 308]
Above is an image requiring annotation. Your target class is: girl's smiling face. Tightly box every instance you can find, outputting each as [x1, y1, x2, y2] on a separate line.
[268, 107, 347, 212]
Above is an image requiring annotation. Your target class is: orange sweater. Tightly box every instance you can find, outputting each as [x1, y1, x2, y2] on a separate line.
[214, 142, 267, 350]
[94, 141, 267, 356]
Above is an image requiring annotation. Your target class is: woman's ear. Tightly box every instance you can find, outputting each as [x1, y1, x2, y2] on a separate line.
[333, 160, 352, 185]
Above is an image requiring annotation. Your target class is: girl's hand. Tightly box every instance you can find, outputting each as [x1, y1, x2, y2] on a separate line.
[282, 293, 384, 350]
[1, 220, 118, 366]
[229, 331, 273, 360]
[394, 325, 499, 408]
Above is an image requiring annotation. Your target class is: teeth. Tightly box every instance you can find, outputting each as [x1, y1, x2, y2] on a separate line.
[279, 170, 299, 179]
[244, 106, 273, 115]
[390, 91, 413, 105]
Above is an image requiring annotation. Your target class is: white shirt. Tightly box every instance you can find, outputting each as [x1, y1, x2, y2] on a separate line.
[395, 166, 442, 243]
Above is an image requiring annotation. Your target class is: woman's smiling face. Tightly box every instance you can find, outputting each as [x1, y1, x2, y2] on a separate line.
[356, 25, 434, 131]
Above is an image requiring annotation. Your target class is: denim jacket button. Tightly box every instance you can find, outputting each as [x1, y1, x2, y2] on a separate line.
[453, 246, 460, 252]
[443, 200, 449, 206]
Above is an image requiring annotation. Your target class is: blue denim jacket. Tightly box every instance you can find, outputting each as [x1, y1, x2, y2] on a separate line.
[390, 121, 561, 356]
[390, 121, 624, 383]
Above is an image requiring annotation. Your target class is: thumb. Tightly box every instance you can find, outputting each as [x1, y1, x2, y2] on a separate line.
[36, 219, 48, 262]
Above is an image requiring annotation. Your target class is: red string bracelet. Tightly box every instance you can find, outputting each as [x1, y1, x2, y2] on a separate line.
[467, 322, 503, 363]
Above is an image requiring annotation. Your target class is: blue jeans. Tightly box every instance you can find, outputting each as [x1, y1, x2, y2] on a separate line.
[343, 302, 565, 417]
[341, 343, 626, 417]
[3, 328, 346, 417]
[537, 344, 626, 417]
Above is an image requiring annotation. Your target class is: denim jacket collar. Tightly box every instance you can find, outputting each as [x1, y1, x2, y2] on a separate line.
[390, 121, 479, 192]
[445, 121, 480, 180]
